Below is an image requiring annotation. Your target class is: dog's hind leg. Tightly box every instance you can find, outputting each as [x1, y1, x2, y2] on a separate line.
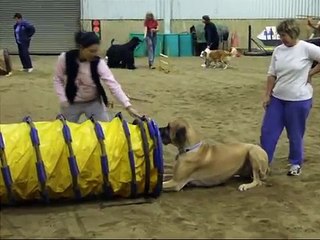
[220, 59, 228, 69]
[238, 145, 267, 191]
[249, 145, 270, 181]
[224, 60, 232, 69]
[238, 170, 262, 191]
[222, 62, 228, 70]
[212, 60, 218, 69]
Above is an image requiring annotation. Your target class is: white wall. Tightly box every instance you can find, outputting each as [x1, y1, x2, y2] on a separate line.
[81, 0, 162, 20]
[81, 0, 320, 20]
[171, 0, 319, 19]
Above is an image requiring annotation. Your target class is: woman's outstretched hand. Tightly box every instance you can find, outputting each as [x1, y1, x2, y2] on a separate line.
[126, 106, 143, 118]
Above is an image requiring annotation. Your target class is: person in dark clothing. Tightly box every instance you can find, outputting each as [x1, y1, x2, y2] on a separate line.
[202, 15, 220, 50]
[13, 13, 35, 72]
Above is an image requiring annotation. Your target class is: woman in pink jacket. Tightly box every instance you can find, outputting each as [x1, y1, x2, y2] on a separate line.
[53, 31, 143, 122]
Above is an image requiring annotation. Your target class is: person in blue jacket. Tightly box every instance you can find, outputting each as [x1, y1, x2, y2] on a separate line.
[13, 13, 35, 72]
[202, 15, 219, 50]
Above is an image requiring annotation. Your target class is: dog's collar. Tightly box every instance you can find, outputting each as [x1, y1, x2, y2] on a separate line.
[185, 141, 203, 153]
[178, 141, 203, 156]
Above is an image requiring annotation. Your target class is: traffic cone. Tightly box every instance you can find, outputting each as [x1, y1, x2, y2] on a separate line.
[231, 31, 241, 57]
[231, 31, 240, 48]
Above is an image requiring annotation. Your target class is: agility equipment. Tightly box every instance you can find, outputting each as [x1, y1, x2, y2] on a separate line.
[0, 113, 163, 206]
[243, 25, 273, 57]
[158, 53, 171, 73]
[0, 48, 12, 77]
[157, 41, 171, 73]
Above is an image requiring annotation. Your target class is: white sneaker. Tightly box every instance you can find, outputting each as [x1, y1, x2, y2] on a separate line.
[19, 68, 33, 72]
[201, 63, 206, 67]
[287, 164, 301, 176]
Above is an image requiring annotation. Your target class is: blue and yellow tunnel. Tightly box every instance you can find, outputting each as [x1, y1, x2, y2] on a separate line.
[0, 113, 164, 205]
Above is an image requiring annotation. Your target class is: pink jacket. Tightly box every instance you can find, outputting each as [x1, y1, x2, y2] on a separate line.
[53, 52, 131, 108]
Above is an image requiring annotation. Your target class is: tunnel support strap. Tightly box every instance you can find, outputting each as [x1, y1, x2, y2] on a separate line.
[23, 116, 49, 203]
[56, 114, 82, 200]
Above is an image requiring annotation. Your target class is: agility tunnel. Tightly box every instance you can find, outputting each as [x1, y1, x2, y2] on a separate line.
[0, 113, 164, 205]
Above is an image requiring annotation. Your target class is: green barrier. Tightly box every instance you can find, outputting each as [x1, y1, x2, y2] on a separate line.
[179, 33, 193, 57]
[164, 34, 179, 57]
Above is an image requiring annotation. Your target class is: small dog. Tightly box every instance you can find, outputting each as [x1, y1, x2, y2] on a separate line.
[200, 47, 238, 69]
[105, 37, 142, 70]
[159, 118, 269, 192]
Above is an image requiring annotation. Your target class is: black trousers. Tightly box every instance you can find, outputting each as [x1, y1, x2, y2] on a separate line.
[208, 42, 219, 50]
[17, 41, 32, 69]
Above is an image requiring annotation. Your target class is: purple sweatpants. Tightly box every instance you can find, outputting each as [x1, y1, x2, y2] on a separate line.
[260, 96, 312, 165]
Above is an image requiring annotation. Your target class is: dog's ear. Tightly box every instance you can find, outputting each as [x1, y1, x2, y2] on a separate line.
[175, 126, 187, 144]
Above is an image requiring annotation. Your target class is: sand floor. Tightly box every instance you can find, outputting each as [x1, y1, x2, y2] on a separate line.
[0, 55, 320, 238]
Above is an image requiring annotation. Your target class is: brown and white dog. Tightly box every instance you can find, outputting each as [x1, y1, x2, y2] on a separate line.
[200, 47, 238, 69]
[159, 118, 269, 192]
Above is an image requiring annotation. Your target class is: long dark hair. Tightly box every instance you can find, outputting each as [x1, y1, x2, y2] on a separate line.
[75, 31, 100, 48]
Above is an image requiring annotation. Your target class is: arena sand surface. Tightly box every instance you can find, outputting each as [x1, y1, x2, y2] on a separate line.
[0, 55, 320, 239]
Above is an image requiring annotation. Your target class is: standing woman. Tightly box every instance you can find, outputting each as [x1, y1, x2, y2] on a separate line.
[260, 19, 320, 176]
[13, 13, 35, 72]
[54, 31, 143, 123]
[143, 12, 159, 69]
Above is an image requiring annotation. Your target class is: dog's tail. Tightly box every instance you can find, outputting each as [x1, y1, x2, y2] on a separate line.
[110, 38, 115, 45]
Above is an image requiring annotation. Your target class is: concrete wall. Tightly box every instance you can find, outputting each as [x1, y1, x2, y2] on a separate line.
[81, 19, 313, 55]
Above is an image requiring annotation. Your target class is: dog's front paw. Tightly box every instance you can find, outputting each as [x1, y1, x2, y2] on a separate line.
[163, 179, 184, 192]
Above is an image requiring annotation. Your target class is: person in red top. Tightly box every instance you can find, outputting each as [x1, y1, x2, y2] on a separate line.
[143, 12, 159, 69]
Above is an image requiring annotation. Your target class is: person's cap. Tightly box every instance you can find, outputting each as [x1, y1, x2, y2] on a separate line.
[13, 13, 22, 19]
[202, 15, 210, 21]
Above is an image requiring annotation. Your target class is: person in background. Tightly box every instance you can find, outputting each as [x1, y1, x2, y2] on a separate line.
[53, 31, 143, 123]
[307, 17, 320, 38]
[260, 19, 320, 176]
[202, 15, 219, 50]
[216, 23, 229, 50]
[13, 13, 35, 73]
[143, 12, 159, 69]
